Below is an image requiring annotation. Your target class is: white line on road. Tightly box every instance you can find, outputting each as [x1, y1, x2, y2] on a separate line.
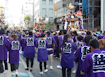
[20, 56, 34, 77]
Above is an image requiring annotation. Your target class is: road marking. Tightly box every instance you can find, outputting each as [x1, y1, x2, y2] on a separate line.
[20, 56, 34, 77]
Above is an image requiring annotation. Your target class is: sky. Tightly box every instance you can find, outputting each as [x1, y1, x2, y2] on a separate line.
[0, 0, 26, 26]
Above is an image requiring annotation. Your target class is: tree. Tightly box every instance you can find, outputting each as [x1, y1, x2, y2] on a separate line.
[24, 16, 31, 22]
[29, 24, 33, 30]
[45, 22, 54, 29]
[4, 24, 8, 30]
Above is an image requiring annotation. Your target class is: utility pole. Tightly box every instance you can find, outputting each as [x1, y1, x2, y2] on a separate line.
[33, 0, 34, 30]
[101, 0, 104, 32]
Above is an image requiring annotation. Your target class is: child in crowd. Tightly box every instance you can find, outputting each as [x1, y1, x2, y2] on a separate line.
[0, 29, 9, 73]
[98, 39, 105, 52]
[23, 31, 36, 71]
[72, 31, 78, 42]
[72, 35, 84, 73]
[61, 34, 76, 77]
[46, 31, 57, 70]
[36, 34, 48, 74]
[75, 35, 84, 49]
[9, 33, 20, 76]
[74, 35, 92, 77]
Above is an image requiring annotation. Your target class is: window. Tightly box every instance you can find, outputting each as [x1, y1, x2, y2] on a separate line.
[49, 9, 53, 13]
[42, 0, 46, 5]
[49, 17, 53, 21]
[49, 0, 53, 5]
[42, 8, 46, 13]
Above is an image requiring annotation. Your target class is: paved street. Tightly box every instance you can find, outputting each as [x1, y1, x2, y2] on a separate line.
[0, 56, 29, 77]
[22, 54, 76, 77]
[0, 54, 76, 77]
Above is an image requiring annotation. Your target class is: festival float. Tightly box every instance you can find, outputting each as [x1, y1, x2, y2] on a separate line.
[61, 3, 83, 34]
[35, 16, 49, 30]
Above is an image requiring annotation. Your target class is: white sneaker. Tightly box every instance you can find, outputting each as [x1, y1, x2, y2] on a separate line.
[50, 66, 53, 70]
[72, 70, 76, 73]
[12, 72, 15, 76]
[15, 72, 19, 77]
[19, 50, 22, 54]
[57, 65, 62, 69]
[39, 71, 43, 75]
[44, 69, 48, 72]
[3, 71, 7, 74]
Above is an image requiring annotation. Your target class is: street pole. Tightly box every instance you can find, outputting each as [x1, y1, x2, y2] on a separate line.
[33, 0, 34, 30]
[101, 0, 104, 32]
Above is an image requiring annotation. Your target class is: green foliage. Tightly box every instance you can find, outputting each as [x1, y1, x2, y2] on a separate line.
[24, 16, 31, 22]
[29, 24, 33, 30]
[4, 24, 8, 30]
[96, 26, 100, 30]
[45, 14, 47, 17]
[45, 22, 54, 29]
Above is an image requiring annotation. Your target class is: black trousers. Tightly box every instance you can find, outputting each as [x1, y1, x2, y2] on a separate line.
[39, 62, 46, 72]
[62, 67, 71, 77]
[26, 58, 34, 68]
[54, 50, 59, 58]
[3, 60, 8, 70]
[0, 60, 4, 73]
[10, 64, 19, 71]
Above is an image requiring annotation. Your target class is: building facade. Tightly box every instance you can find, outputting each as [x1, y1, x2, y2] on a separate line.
[0, 4, 5, 25]
[54, 0, 101, 30]
[22, 0, 33, 25]
[54, 0, 73, 30]
[34, 0, 54, 22]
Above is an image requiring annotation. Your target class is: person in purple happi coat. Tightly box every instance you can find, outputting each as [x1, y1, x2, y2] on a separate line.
[72, 31, 78, 42]
[72, 35, 84, 74]
[61, 34, 76, 77]
[23, 31, 36, 72]
[20, 34, 26, 56]
[81, 39, 105, 77]
[98, 39, 105, 53]
[0, 29, 9, 73]
[46, 31, 57, 70]
[74, 35, 92, 77]
[8, 33, 20, 76]
[36, 34, 48, 74]
[74, 35, 84, 50]
[53, 32, 59, 58]
[3, 31, 10, 72]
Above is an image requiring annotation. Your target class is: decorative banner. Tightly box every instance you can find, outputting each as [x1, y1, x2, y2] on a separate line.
[77, 11, 82, 16]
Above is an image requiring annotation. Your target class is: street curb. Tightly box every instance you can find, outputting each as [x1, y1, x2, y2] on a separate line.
[20, 56, 34, 77]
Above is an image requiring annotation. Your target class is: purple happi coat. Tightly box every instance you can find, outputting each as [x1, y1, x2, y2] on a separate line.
[46, 35, 57, 54]
[54, 35, 59, 50]
[74, 41, 84, 50]
[4, 36, 10, 60]
[9, 40, 20, 64]
[103, 36, 105, 39]
[81, 49, 105, 77]
[19, 34, 23, 42]
[23, 36, 36, 58]
[58, 35, 64, 49]
[0, 34, 9, 60]
[36, 39, 48, 62]
[21, 37, 26, 51]
[61, 41, 76, 69]
[34, 34, 40, 38]
[98, 35, 104, 39]
[100, 48, 105, 53]
[72, 36, 77, 42]
[74, 44, 91, 77]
